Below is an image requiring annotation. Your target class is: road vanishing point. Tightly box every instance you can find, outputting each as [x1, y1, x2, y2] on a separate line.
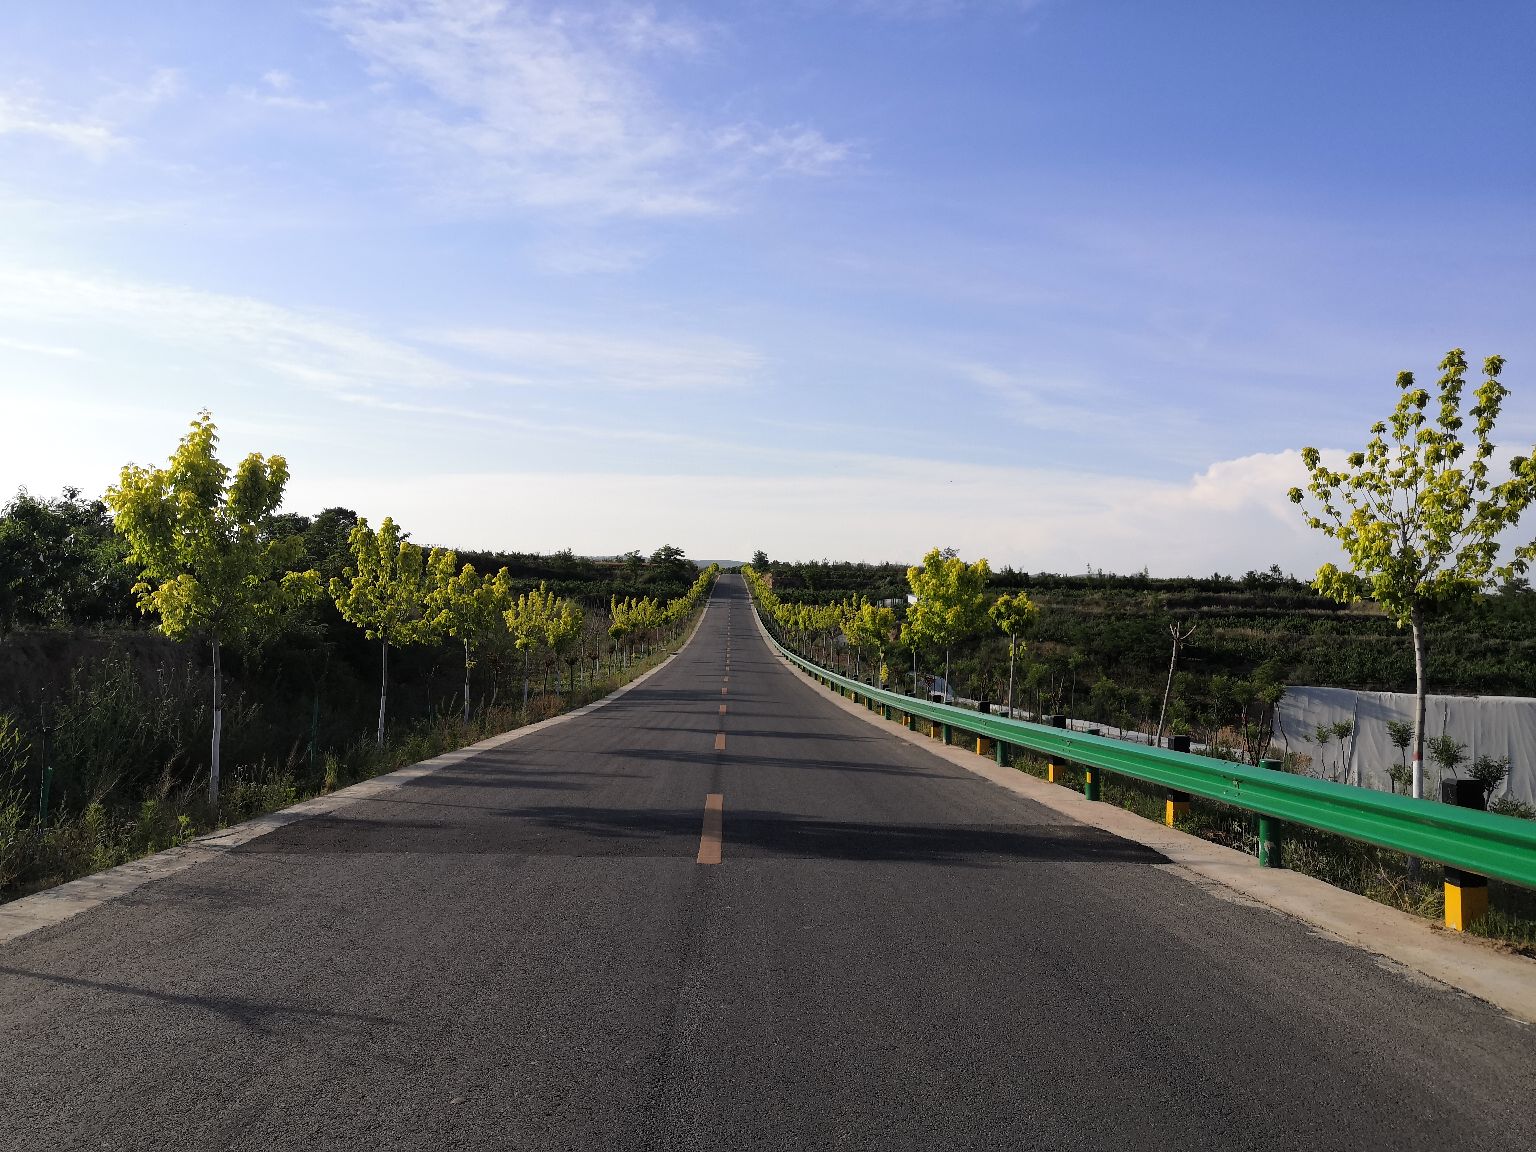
[3, 575, 1534, 1150]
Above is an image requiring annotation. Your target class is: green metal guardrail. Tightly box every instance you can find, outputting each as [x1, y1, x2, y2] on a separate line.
[760, 625, 1536, 892]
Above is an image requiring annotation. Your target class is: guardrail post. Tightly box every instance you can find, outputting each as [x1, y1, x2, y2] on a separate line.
[1257, 758, 1284, 867]
[1045, 715, 1068, 782]
[940, 721, 952, 744]
[1165, 734, 1192, 824]
[905, 711, 917, 731]
[1082, 728, 1103, 801]
[882, 703, 892, 721]
[1441, 778, 1489, 931]
[994, 737, 1010, 766]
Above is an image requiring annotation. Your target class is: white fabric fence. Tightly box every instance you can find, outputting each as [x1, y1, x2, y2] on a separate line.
[1274, 686, 1536, 805]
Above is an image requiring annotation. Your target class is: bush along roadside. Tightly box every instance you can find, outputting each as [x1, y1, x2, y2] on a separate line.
[0, 594, 710, 905]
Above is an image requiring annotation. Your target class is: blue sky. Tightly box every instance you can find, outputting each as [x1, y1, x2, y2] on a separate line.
[2, 1, 1533, 572]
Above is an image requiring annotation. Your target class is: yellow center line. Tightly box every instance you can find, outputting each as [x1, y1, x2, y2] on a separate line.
[714, 731, 727, 751]
[719, 703, 727, 714]
[721, 686, 728, 695]
[697, 793, 723, 865]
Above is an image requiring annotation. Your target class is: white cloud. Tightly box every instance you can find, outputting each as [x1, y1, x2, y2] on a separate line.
[290, 449, 1335, 574]
[414, 325, 762, 391]
[322, 0, 847, 215]
[0, 69, 183, 160]
[0, 92, 123, 160]
[0, 265, 762, 403]
[847, 0, 1046, 18]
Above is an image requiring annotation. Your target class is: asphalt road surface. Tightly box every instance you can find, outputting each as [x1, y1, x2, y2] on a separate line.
[3, 575, 1534, 1151]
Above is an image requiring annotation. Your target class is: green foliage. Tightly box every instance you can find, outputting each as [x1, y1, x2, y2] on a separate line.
[1289, 350, 1536, 626]
[1426, 734, 1467, 781]
[105, 413, 320, 645]
[432, 563, 514, 721]
[1469, 754, 1510, 800]
[903, 548, 991, 694]
[1289, 349, 1536, 796]
[329, 517, 448, 649]
[0, 487, 135, 635]
[989, 590, 1039, 641]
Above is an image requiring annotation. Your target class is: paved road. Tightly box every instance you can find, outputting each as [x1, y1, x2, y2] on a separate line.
[3, 575, 1533, 1151]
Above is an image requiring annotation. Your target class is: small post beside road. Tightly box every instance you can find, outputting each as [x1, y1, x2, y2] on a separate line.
[1441, 778, 1490, 931]
[1082, 728, 1103, 801]
[1045, 715, 1068, 782]
[1258, 758, 1285, 867]
[38, 721, 54, 825]
[1165, 734, 1192, 825]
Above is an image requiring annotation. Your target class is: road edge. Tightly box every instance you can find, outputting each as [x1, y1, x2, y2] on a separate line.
[0, 589, 719, 948]
[747, 593, 1536, 1027]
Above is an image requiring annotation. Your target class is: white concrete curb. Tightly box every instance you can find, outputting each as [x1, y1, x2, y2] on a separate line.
[750, 599, 1536, 1026]
[0, 598, 715, 949]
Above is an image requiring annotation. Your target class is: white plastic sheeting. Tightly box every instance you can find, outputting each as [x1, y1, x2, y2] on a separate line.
[1274, 686, 1536, 806]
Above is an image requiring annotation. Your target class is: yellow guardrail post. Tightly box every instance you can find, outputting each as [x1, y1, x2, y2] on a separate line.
[1165, 734, 1192, 824]
[1082, 727, 1103, 800]
[1045, 715, 1068, 782]
[1441, 779, 1490, 930]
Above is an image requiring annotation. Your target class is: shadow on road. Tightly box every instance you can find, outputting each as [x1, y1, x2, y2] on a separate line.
[0, 965, 393, 1035]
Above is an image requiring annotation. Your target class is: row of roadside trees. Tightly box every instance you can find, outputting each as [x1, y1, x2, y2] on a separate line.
[744, 551, 1040, 719]
[105, 411, 716, 807]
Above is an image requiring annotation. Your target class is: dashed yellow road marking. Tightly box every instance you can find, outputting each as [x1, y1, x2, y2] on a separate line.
[697, 793, 723, 865]
[714, 731, 726, 751]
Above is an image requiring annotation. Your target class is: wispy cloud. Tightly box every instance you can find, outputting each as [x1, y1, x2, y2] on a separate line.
[846, 0, 1046, 19]
[0, 92, 124, 160]
[0, 70, 182, 160]
[232, 69, 331, 112]
[414, 325, 763, 391]
[322, 0, 848, 216]
[0, 265, 762, 400]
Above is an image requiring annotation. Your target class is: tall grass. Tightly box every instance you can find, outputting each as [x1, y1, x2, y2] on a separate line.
[1, 634, 684, 902]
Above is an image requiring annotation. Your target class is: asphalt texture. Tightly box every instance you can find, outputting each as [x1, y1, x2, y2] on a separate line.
[3, 574, 1534, 1151]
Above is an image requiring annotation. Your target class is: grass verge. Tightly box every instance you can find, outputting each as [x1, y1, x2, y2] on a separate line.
[1, 640, 685, 905]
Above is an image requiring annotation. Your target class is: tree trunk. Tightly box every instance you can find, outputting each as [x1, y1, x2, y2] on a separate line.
[522, 649, 530, 710]
[1411, 606, 1427, 800]
[1155, 636, 1179, 747]
[463, 640, 473, 726]
[944, 646, 952, 704]
[377, 638, 389, 746]
[210, 636, 223, 808]
[1006, 635, 1017, 719]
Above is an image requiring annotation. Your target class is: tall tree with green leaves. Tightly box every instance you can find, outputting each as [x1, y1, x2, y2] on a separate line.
[905, 547, 991, 701]
[329, 517, 450, 745]
[989, 591, 1038, 718]
[433, 563, 514, 724]
[1289, 349, 1536, 798]
[105, 412, 319, 805]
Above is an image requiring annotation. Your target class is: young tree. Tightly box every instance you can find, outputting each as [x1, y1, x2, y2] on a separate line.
[546, 597, 586, 696]
[1289, 350, 1536, 799]
[905, 548, 991, 702]
[1385, 718, 1414, 793]
[329, 517, 450, 744]
[988, 591, 1039, 718]
[433, 563, 514, 724]
[1153, 621, 1196, 747]
[506, 583, 559, 708]
[105, 412, 319, 805]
